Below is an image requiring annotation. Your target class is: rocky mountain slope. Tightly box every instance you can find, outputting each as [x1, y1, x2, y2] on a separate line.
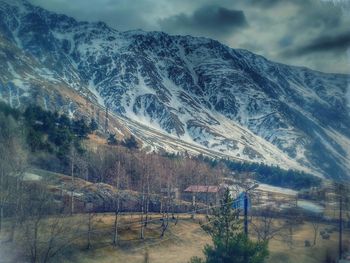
[1, 0, 350, 178]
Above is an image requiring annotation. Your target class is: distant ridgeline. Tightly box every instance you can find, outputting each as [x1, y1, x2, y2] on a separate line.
[192, 154, 322, 190]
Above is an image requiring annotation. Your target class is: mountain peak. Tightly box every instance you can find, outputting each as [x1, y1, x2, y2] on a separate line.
[0, 1, 349, 179]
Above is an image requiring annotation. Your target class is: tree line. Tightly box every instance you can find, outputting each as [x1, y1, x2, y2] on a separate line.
[191, 154, 321, 190]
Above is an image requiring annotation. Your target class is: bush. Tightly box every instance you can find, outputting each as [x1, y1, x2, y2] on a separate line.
[122, 135, 138, 149]
[321, 233, 330, 240]
[89, 118, 98, 132]
[0, 101, 20, 119]
[72, 118, 90, 139]
[304, 240, 311, 247]
[189, 257, 204, 263]
[107, 133, 118, 145]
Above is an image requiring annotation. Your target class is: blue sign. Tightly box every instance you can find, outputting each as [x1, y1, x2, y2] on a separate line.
[232, 192, 250, 210]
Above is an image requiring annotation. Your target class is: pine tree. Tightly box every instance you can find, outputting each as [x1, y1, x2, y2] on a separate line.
[191, 190, 269, 263]
[122, 135, 138, 149]
[72, 118, 90, 139]
[107, 133, 118, 145]
[89, 118, 98, 132]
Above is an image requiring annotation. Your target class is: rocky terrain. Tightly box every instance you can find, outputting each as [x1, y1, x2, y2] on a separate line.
[0, 0, 350, 178]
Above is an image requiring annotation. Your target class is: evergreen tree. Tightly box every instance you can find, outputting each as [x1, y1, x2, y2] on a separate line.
[0, 101, 20, 119]
[72, 118, 90, 139]
[89, 118, 98, 132]
[191, 190, 269, 263]
[122, 135, 138, 149]
[107, 133, 118, 145]
[27, 128, 45, 152]
[57, 114, 71, 129]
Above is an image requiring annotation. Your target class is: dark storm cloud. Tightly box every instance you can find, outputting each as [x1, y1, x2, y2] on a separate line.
[241, 0, 350, 73]
[283, 31, 350, 57]
[28, 0, 159, 31]
[275, 0, 345, 58]
[297, 1, 342, 29]
[159, 5, 248, 38]
[27, 0, 350, 73]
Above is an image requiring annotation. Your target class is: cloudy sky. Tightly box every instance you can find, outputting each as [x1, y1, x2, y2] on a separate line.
[28, 0, 350, 74]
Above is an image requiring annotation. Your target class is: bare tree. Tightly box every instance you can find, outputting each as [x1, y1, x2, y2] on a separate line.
[76, 153, 89, 182]
[143, 248, 150, 263]
[69, 145, 78, 215]
[20, 182, 77, 263]
[160, 177, 170, 238]
[86, 211, 95, 250]
[305, 208, 324, 247]
[251, 206, 287, 243]
[139, 154, 152, 239]
[0, 113, 27, 234]
[160, 158, 178, 237]
[283, 207, 303, 248]
[140, 170, 146, 239]
[8, 172, 26, 242]
[87, 146, 109, 183]
[144, 157, 151, 228]
[112, 160, 125, 246]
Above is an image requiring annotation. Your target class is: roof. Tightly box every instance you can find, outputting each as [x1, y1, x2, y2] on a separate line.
[184, 185, 219, 193]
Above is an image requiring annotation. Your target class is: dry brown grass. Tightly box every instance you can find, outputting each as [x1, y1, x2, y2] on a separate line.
[1, 212, 347, 263]
[61, 213, 210, 263]
[57, 214, 348, 263]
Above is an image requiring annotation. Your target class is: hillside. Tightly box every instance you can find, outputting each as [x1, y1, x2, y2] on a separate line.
[0, 0, 349, 178]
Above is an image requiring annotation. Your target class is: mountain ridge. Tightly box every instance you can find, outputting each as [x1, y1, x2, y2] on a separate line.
[0, 0, 349, 178]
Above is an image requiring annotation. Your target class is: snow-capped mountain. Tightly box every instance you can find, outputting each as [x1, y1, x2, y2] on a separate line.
[1, 0, 350, 178]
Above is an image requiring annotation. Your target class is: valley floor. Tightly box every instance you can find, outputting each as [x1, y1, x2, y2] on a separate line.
[1, 213, 347, 263]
